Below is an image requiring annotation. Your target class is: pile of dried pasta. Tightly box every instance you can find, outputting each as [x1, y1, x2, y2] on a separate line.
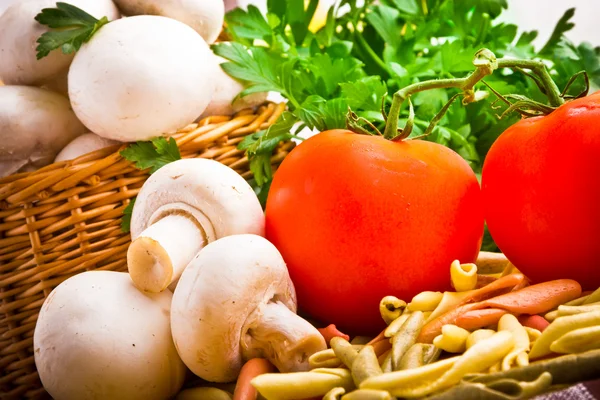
[236, 259, 600, 400]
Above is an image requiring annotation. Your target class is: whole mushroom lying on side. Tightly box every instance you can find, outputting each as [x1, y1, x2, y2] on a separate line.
[112, 0, 225, 44]
[33, 271, 186, 400]
[0, 86, 86, 177]
[171, 234, 327, 382]
[127, 158, 265, 293]
[54, 132, 121, 162]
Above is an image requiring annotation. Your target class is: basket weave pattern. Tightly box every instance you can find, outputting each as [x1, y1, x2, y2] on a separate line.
[0, 102, 291, 399]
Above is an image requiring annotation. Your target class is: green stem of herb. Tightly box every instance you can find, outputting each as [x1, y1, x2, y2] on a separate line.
[353, 26, 393, 77]
[475, 13, 490, 46]
[421, 0, 429, 15]
[383, 49, 564, 140]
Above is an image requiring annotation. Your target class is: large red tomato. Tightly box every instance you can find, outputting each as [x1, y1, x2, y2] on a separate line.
[482, 92, 600, 289]
[265, 130, 484, 335]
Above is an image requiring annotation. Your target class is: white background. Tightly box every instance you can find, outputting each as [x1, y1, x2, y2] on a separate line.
[1, 0, 598, 47]
[232, 0, 600, 47]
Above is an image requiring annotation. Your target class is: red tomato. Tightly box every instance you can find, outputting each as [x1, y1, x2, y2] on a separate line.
[265, 130, 484, 335]
[482, 92, 600, 289]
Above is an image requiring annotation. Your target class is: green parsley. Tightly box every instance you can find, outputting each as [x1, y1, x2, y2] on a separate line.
[216, 0, 600, 251]
[119, 137, 182, 232]
[120, 137, 181, 174]
[35, 2, 109, 60]
[120, 198, 136, 233]
[238, 111, 301, 187]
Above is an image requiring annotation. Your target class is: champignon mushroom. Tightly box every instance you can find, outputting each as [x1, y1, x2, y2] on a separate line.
[33, 271, 187, 400]
[0, 86, 87, 177]
[0, 0, 120, 86]
[68, 15, 216, 141]
[112, 0, 225, 44]
[200, 53, 268, 118]
[54, 132, 121, 162]
[171, 234, 327, 382]
[127, 158, 264, 293]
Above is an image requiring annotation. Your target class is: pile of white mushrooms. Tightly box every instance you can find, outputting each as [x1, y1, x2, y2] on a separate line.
[33, 158, 327, 400]
[0, 0, 267, 177]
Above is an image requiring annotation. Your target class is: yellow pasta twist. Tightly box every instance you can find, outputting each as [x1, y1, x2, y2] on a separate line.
[497, 314, 530, 370]
[450, 260, 478, 292]
[466, 329, 496, 349]
[550, 325, 600, 354]
[407, 291, 444, 312]
[251, 368, 354, 400]
[529, 310, 600, 359]
[433, 324, 470, 353]
[379, 296, 407, 325]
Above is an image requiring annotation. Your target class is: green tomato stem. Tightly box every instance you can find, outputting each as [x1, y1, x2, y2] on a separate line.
[383, 48, 565, 140]
[496, 59, 564, 107]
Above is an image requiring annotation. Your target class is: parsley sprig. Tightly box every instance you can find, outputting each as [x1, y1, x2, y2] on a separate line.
[215, 0, 599, 183]
[119, 137, 182, 232]
[34, 2, 109, 60]
[120, 137, 181, 174]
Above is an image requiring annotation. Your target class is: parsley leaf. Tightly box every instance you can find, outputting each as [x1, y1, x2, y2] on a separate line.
[120, 137, 181, 174]
[119, 137, 181, 232]
[34, 2, 109, 60]
[539, 8, 575, 56]
[121, 198, 136, 233]
[225, 5, 274, 45]
[238, 111, 300, 186]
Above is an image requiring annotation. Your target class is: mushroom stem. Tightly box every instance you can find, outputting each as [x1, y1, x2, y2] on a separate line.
[128, 214, 206, 292]
[242, 300, 327, 373]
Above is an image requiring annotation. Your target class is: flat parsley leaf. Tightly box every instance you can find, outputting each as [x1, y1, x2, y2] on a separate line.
[238, 111, 300, 186]
[119, 137, 181, 232]
[120, 137, 181, 174]
[120, 198, 136, 233]
[35, 2, 109, 59]
[539, 8, 575, 56]
[225, 5, 273, 44]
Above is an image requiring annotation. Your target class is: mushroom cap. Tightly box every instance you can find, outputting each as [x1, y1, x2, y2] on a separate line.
[0, 0, 120, 86]
[54, 132, 120, 162]
[200, 53, 268, 118]
[33, 271, 186, 400]
[113, 0, 225, 44]
[68, 15, 216, 141]
[0, 86, 87, 177]
[130, 158, 264, 242]
[171, 234, 296, 382]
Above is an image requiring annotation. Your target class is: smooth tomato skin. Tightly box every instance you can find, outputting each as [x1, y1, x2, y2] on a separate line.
[482, 92, 600, 289]
[265, 130, 484, 335]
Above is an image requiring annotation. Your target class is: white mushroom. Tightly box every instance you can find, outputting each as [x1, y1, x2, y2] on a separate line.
[200, 53, 268, 118]
[54, 133, 121, 162]
[33, 271, 187, 400]
[171, 234, 327, 382]
[0, 86, 86, 177]
[128, 158, 264, 293]
[0, 0, 120, 86]
[68, 15, 216, 141]
[112, 0, 225, 44]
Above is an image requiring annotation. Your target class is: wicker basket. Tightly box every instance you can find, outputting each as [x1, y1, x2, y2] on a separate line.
[0, 101, 292, 399]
